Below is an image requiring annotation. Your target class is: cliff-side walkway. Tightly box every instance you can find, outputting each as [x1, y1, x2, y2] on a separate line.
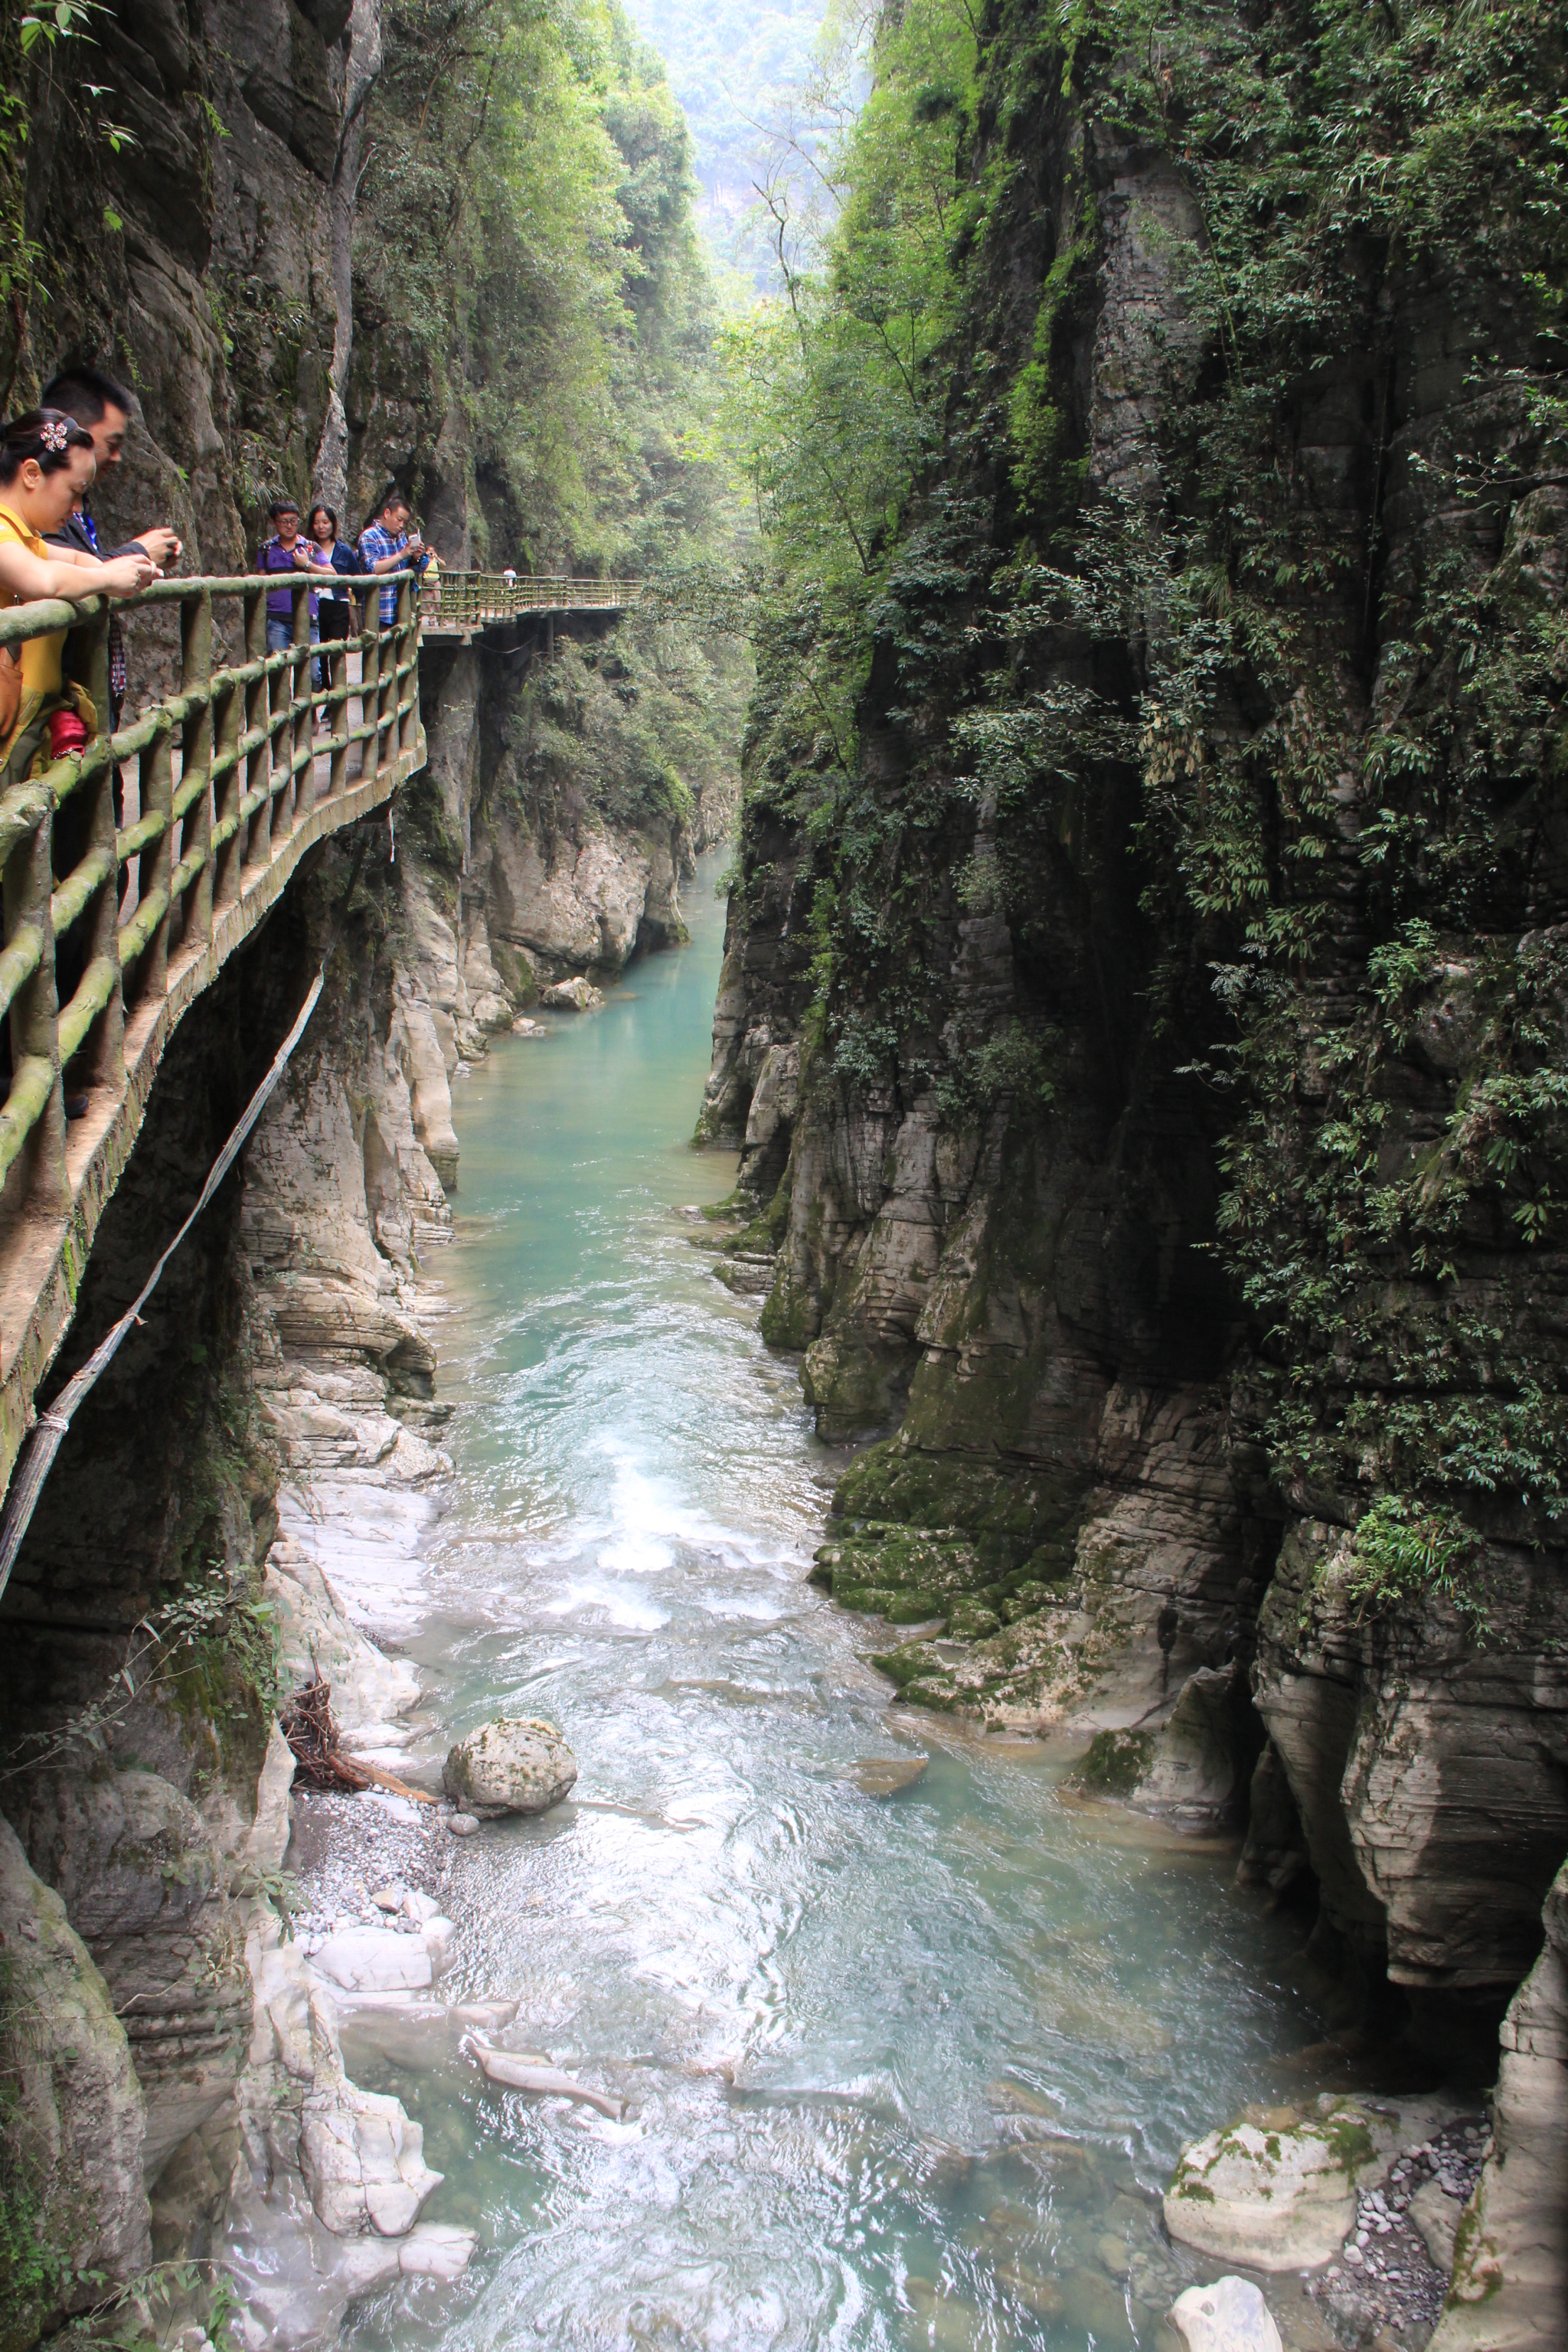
[0, 573, 426, 1505]
[421, 571, 639, 642]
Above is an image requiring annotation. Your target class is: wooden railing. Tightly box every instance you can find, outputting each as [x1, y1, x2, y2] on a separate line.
[0, 571, 425, 1501]
[425, 571, 639, 631]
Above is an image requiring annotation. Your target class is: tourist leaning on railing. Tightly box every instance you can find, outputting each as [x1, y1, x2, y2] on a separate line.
[0, 410, 156, 783]
[40, 364, 182, 732]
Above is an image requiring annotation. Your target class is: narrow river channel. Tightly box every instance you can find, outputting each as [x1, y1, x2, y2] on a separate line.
[341, 854, 1325, 2352]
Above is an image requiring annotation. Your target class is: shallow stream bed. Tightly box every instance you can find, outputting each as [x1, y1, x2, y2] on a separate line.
[335, 858, 1341, 2352]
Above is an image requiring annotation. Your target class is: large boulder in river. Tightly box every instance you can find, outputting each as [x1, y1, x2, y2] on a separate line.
[1170, 2276, 1282, 2352]
[540, 975, 603, 1011]
[1165, 2096, 1453, 2271]
[442, 1717, 577, 1818]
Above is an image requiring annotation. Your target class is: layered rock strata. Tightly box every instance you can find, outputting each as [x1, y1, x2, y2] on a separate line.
[0, 851, 466, 2339]
[1432, 1861, 1568, 2350]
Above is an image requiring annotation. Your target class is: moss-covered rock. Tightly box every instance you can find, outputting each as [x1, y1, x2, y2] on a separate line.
[947, 1599, 1002, 1640]
[1165, 2096, 1455, 2272]
[1075, 1728, 1155, 1798]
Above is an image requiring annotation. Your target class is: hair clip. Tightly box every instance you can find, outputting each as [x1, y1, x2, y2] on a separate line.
[39, 420, 70, 454]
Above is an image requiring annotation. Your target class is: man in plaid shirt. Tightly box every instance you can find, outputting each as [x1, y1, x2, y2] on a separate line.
[358, 489, 428, 624]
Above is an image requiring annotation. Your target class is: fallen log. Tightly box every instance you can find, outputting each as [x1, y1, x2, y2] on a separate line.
[460, 2032, 623, 2118]
[277, 1675, 436, 1804]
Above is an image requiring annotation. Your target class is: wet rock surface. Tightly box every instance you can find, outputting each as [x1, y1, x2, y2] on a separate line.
[1165, 2095, 1462, 2274]
[442, 1715, 578, 1817]
[1171, 2274, 1284, 2352]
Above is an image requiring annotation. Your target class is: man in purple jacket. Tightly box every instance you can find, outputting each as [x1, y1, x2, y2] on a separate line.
[256, 496, 315, 654]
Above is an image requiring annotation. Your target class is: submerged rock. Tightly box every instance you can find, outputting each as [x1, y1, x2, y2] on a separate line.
[1165, 2096, 1452, 2271]
[1170, 2276, 1283, 2352]
[842, 1756, 928, 1798]
[540, 975, 605, 1011]
[443, 1717, 578, 1817]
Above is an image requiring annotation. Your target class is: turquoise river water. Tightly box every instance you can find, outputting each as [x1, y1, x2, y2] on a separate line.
[342, 855, 1328, 2352]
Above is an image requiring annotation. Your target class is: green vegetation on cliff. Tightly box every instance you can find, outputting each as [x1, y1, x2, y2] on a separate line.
[726, 0, 1568, 1571]
[358, 0, 749, 851]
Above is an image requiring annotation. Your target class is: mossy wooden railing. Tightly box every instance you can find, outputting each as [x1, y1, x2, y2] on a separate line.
[423, 571, 639, 632]
[0, 570, 426, 1508]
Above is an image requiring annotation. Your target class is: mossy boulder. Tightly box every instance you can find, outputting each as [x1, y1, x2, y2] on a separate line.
[1001, 1579, 1064, 1622]
[443, 1717, 577, 1818]
[1165, 2096, 1457, 2271]
[819, 1446, 1092, 1633]
[948, 1599, 1002, 1640]
[1076, 1728, 1155, 1797]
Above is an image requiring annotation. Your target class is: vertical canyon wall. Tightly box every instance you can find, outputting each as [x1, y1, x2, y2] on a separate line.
[0, 2, 737, 2339]
[707, 0, 1568, 2166]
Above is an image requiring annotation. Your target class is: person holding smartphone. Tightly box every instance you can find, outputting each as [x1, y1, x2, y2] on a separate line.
[358, 489, 428, 627]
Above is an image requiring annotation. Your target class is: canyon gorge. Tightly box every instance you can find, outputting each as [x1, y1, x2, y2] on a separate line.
[1, 5, 1566, 2352]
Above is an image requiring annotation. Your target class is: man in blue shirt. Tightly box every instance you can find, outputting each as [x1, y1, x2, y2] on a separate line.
[358, 490, 427, 626]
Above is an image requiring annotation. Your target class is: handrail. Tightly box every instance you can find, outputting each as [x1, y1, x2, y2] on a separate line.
[426, 571, 639, 629]
[0, 567, 426, 1504]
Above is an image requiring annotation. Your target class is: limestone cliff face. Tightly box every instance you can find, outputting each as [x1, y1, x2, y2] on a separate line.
[1432, 1860, 1568, 2351]
[0, 1818, 149, 2351]
[418, 638, 730, 1037]
[13, 2, 729, 1152]
[710, 0, 1567, 2095]
[0, 912, 319, 2324]
[0, 847, 462, 2333]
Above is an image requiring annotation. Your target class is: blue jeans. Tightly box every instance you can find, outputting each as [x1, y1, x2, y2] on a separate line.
[267, 614, 319, 671]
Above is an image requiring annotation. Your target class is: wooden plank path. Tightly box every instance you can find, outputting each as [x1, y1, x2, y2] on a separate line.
[0, 573, 426, 1507]
[421, 570, 638, 641]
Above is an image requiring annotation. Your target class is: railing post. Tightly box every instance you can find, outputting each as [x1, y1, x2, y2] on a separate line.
[135, 726, 174, 1003]
[375, 582, 398, 781]
[77, 601, 124, 1086]
[182, 590, 215, 946]
[243, 584, 271, 867]
[396, 576, 415, 768]
[359, 586, 381, 787]
[291, 574, 315, 825]
[327, 618, 348, 803]
[212, 593, 245, 911]
[2, 805, 67, 1215]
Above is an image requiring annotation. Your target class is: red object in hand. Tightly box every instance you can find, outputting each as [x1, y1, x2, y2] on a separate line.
[49, 705, 88, 760]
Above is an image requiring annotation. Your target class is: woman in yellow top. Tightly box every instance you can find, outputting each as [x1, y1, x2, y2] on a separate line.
[0, 409, 155, 769]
